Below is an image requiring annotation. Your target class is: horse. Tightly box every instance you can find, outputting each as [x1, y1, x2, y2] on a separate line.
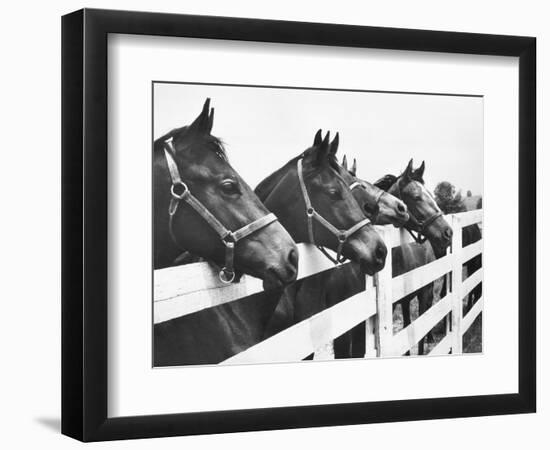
[255, 130, 387, 274]
[153, 99, 300, 366]
[276, 145, 412, 359]
[259, 130, 393, 355]
[372, 159, 453, 355]
[153, 98, 298, 288]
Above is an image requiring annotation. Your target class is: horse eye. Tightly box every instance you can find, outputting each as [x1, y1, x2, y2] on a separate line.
[327, 188, 341, 199]
[220, 180, 239, 195]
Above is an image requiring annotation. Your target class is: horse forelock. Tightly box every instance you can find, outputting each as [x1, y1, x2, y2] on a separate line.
[411, 174, 425, 184]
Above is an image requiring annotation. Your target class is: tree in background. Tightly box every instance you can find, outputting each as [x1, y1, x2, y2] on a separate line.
[434, 181, 466, 214]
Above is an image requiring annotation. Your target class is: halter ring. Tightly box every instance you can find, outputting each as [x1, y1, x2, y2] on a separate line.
[164, 145, 277, 285]
[219, 269, 236, 284]
[171, 181, 189, 200]
[306, 207, 314, 217]
[338, 233, 347, 243]
[223, 233, 236, 245]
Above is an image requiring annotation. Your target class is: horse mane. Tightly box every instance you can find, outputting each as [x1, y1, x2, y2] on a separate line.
[255, 155, 302, 200]
[374, 174, 398, 191]
[153, 126, 228, 161]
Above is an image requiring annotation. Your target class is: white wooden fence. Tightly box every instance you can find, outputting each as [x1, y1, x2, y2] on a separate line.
[154, 209, 483, 364]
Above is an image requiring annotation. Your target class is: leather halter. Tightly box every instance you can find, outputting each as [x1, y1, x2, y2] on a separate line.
[391, 179, 443, 244]
[349, 180, 386, 223]
[163, 139, 278, 283]
[297, 158, 371, 264]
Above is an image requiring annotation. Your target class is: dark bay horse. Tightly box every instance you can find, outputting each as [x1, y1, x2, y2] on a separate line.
[255, 130, 387, 274]
[153, 98, 298, 288]
[154, 99, 299, 366]
[373, 159, 453, 355]
[278, 145, 411, 358]
[259, 131, 393, 351]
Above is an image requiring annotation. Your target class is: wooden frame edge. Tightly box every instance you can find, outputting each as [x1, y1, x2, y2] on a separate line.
[61, 8, 536, 442]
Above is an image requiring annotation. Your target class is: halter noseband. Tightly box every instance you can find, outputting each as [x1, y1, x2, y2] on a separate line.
[297, 158, 371, 264]
[163, 139, 278, 283]
[391, 179, 443, 244]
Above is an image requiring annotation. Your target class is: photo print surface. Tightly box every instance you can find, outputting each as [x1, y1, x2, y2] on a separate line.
[152, 82, 483, 368]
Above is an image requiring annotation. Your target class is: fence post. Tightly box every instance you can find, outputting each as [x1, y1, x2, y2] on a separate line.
[364, 276, 377, 358]
[445, 270, 452, 340]
[375, 227, 394, 357]
[450, 214, 463, 354]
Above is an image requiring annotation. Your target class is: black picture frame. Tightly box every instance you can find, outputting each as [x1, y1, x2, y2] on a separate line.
[62, 8, 536, 442]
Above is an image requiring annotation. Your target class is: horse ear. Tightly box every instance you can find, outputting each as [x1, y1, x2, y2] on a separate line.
[188, 98, 212, 134]
[313, 129, 323, 146]
[342, 155, 348, 170]
[413, 160, 425, 181]
[330, 132, 339, 155]
[305, 131, 332, 167]
[350, 158, 357, 176]
[403, 158, 414, 180]
[206, 108, 214, 134]
[314, 131, 331, 166]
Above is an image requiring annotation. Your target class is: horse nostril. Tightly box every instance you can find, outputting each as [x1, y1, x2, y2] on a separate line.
[444, 228, 453, 239]
[287, 248, 298, 270]
[375, 243, 387, 262]
[397, 203, 406, 213]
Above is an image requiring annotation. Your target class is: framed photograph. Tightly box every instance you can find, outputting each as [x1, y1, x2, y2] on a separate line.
[62, 8, 536, 441]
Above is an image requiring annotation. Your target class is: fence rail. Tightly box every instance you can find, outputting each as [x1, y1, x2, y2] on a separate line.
[154, 209, 483, 362]
[222, 281, 378, 365]
[154, 243, 336, 323]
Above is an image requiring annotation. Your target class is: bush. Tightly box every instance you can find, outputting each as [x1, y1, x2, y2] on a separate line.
[434, 181, 466, 214]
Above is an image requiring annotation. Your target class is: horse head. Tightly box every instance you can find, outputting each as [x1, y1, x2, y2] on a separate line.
[153, 98, 299, 289]
[340, 154, 409, 227]
[256, 130, 387, 275]
[380, 159, 453, 254]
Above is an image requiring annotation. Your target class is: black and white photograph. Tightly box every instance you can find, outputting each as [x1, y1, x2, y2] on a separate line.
[0, 0, 543, 446]
[152, 82, 483, 367]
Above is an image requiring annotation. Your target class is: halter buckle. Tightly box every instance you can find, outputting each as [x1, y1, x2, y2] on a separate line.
[171, 181, 189, 200]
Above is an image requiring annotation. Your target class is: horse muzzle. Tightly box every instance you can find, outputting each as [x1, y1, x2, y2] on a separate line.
[261, 246, 299, 290]
[345, 230, 387, 275]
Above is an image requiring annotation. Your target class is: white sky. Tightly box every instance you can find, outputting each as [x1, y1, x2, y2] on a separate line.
[154, 83, 483, 195]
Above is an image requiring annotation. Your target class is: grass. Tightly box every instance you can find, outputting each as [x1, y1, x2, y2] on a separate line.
[392, 276, 483, 356]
